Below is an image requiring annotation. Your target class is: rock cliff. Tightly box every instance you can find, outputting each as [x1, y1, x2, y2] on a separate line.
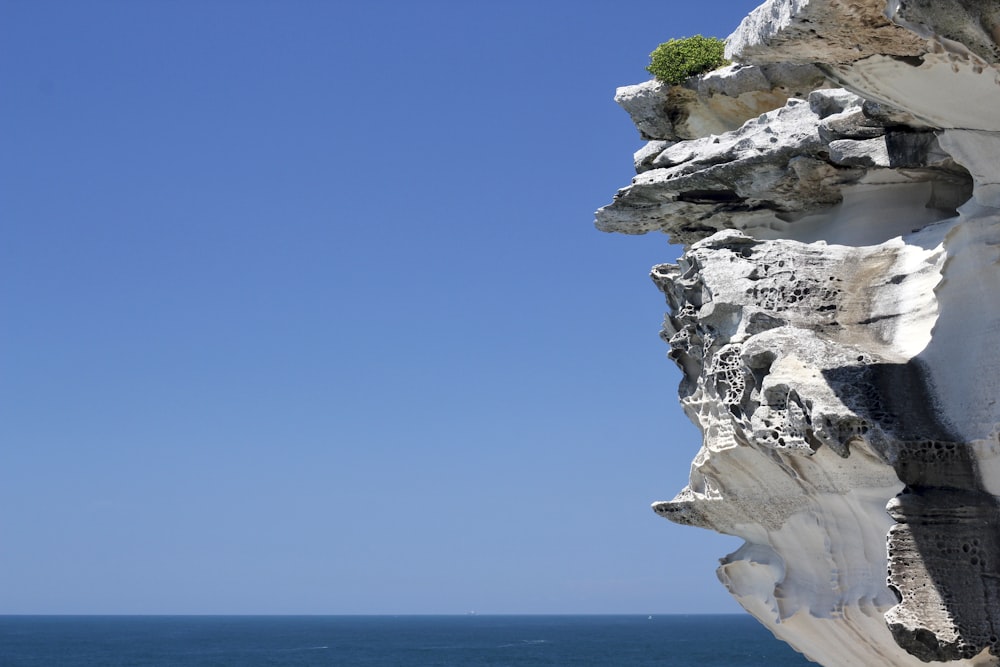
[597, 2, 1000, 665]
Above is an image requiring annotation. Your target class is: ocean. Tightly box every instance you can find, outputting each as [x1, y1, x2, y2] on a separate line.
[0, 614, 814, 666]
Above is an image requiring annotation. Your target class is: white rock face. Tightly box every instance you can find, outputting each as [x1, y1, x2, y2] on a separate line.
[596, 87, 971, 244]
[615, 63, 828, 142]
[725, 0, 927, 64]
[598, 1, 1000, 665]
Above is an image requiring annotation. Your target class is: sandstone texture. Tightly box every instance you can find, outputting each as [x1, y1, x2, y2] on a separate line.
[597, 2, 1000, 665]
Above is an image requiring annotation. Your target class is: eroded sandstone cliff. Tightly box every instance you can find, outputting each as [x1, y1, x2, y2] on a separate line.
[598, 2, 1000, 665]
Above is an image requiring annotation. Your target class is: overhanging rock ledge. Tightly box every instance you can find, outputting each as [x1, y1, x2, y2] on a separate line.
[597, 1, 1000, 665]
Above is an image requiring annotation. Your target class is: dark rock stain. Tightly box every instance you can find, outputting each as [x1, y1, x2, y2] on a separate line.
[823, 361, 1000, 661]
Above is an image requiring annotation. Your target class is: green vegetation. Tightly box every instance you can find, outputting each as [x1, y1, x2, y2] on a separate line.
[646, 35, 729, 85]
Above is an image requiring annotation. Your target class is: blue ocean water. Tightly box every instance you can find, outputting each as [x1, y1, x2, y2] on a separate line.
[0, 615, 814, 666]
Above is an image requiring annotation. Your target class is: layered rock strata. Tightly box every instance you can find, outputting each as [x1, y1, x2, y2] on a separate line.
[597, 2, 1000, 665]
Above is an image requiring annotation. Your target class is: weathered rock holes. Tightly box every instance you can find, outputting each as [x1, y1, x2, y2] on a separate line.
[677, 303, 698, 320]
[712, 344, 750, 409]
[740, 254, 842, 316]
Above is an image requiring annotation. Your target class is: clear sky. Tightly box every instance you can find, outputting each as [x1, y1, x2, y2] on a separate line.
[1, 0, 765, 614]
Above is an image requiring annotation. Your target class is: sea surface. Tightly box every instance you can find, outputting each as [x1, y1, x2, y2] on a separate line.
[0, 614, 815, 666]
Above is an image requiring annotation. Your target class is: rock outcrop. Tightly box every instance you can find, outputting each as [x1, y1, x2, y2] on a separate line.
[597, 2, 1000, 665]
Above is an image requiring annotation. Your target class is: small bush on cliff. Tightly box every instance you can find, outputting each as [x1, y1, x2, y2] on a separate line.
[646, 35, 729, 85]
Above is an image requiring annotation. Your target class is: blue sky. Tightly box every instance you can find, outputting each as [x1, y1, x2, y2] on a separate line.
[1, 0, 764, 614]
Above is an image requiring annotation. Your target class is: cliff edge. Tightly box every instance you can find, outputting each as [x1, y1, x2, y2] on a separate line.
[598, 2, 1000, 665]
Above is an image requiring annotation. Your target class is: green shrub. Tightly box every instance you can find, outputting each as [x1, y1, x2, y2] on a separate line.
[646, 35, 729, 85]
